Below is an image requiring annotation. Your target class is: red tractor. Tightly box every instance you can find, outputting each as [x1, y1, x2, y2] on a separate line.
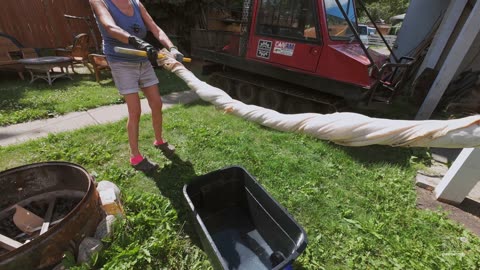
[191, 0, 415, 113]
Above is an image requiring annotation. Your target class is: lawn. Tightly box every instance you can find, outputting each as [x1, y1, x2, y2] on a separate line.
[0, 67, 190, 126]
[1, 102, 479, 269]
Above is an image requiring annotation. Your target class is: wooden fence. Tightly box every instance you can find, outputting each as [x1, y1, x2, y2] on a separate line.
[0, 0, 100, 49]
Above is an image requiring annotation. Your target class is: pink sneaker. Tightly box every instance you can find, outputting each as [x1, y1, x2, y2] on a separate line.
[131, 157, 158, 173]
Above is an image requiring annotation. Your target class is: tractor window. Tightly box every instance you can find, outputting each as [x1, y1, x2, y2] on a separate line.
[324, 0, 357, 40]
[256, 0, 320, 42]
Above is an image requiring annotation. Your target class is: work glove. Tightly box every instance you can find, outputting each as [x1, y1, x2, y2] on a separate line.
[156, 48, 183, 72]
[169, 46, 184, 62]
[128, 36, 158, 66]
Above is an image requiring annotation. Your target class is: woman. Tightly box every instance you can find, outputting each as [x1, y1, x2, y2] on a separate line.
[90, 0, 184, 172]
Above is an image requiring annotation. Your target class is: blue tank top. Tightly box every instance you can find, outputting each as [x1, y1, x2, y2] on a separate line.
[95, 0, 148, 62]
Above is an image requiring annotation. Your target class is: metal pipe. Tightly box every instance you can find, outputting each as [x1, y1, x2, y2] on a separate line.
[357, 0, 399, 63]
[334, 0, 377, 70]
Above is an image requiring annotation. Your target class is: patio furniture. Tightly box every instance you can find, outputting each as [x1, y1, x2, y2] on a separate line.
[88, 54, 110, 82]
[0, 54, 25, 80]
[18, 56, 73, 85]
[0, 33, 26, 79]
[55, 33, 93, 73]
[20, 48, 39, 59]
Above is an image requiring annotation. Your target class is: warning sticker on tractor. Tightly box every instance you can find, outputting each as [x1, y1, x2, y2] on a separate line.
[273, 41, 295, 56]
[256, 40, 272, 59]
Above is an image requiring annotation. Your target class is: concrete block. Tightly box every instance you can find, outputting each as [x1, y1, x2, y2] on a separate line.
[97, 181, 121, 198]
[94, 215, 116, 240]
[99, 188, 124, 216]
[77, 237, 103, 264]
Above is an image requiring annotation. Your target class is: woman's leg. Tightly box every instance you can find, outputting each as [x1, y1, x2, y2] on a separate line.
[123, 93, 142, 158]
[142, 84, 164, 142]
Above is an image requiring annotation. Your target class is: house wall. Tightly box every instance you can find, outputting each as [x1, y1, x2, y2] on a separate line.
[392, 0, 451, 60]
[457, 21, 480, 79]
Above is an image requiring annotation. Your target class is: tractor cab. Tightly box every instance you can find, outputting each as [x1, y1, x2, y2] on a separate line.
[191, 0, 414, 109]
[245, 0, 387, 89]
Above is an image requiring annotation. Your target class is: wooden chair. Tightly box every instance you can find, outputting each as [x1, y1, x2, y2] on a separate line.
[55, 33, 93, 73]
[1, 53, 24, 79]
[88, 54, 110, 82]
[0, 34, 25, 79]
[20, 48, 38, 59]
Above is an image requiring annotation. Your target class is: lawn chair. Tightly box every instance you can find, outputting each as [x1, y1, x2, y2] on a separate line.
[55, 33, 93, 73]
[0, 34, 25, 79]
[88, 54, 110, 82]
[20, 48, 38, 59]
[0, 52, 25, 80]
[19, 48, 70, 75]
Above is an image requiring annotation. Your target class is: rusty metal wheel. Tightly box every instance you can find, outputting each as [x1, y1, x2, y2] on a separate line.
[0, 162, 103, 270]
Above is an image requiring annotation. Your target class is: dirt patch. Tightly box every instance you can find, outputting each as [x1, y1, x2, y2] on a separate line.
[417, 187, 480, 236]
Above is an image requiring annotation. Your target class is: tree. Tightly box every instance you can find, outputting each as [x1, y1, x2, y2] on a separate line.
[358, 0, 410, 23]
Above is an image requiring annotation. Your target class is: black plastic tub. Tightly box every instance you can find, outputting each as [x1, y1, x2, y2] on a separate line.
[183, 166, 307, 270]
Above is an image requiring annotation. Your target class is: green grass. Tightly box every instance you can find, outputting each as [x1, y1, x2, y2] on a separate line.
[1, 103, 480, 269]
[0, 68, 189, 126]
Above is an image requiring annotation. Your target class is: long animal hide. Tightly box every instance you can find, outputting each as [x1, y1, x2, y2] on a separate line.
[158, 50, 480, 148]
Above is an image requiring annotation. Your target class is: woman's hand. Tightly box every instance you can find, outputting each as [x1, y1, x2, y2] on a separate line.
[169, 47, 184, 62]
[128, 36, 158, 65]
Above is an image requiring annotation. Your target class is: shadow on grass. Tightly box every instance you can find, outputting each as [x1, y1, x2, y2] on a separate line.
[0, 72, 30, 102]
[182, 99, 214, 109]
[146, 153, 204, 248]
[334, 144, 415, 168]
[0, 72, 111, 102]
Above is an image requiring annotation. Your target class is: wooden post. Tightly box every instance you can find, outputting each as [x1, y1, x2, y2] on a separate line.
[415, 0, 468, 79]
[0, 233, 22, 251]
[40, 199, 55, 235]
[435, 148, 480, 204]
[415, 0, 480, 120]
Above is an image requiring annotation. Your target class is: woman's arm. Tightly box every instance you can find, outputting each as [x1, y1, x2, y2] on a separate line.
[138, 1, 175, 49]
[89, 0, 130, 44]
[90, 0, 158, 64]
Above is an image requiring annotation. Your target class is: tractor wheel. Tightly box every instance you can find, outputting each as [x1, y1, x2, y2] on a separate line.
[314, 102, 338, 114]
[284, 97, 315, 114]
[236, 82, 258, 104]
[219, 77, 236, 98]
[258, 89, 284, 111]
[209, 74, 235, 97]
[207, 73, 221, 86]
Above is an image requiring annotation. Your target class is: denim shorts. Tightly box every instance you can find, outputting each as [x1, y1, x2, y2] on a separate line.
[108, 60, 159, 95]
